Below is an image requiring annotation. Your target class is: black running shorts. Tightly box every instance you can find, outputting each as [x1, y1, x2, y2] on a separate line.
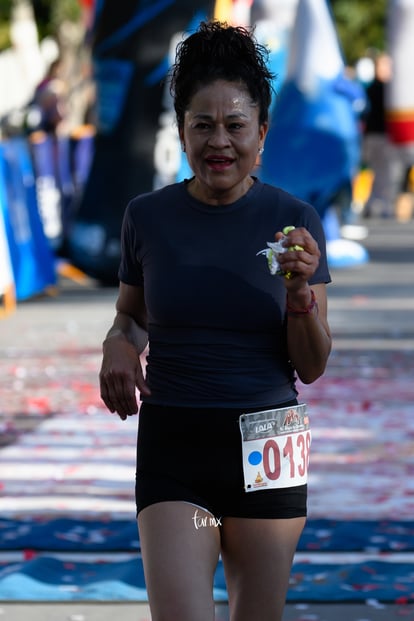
[135, 401, 307, 519]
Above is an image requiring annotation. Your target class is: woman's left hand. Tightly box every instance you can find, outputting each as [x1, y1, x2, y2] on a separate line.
[275, 227, 321, 289]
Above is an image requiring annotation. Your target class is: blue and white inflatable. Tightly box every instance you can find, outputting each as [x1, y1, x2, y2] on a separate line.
[260, 0, 368, 267]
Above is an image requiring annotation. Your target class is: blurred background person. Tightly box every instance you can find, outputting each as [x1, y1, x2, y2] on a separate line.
[361, 51, 394, 218]
[31, 57, 68, 137]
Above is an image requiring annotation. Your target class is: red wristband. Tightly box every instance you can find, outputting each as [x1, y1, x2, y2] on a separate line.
[286, 289, 318, 317]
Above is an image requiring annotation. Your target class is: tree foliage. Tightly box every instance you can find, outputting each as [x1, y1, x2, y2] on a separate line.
[1, 0, 388, 63]
[330, 0, 387, 64]
[0, 0, 13, 49]
[0, 0, 81, 51]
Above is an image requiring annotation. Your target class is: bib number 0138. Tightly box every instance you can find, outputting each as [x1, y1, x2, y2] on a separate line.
[239, 404, 311, 492]
[262, 431, 311, 481]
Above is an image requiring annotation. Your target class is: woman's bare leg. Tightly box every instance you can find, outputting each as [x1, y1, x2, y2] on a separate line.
[221, 516, 305, 621]
[138, 501, 221, 621]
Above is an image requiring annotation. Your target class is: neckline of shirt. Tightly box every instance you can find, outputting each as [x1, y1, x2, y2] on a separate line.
[181, 176, 261, 213]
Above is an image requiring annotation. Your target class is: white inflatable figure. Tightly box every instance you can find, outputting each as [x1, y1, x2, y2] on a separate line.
[386, 0, 414, 221]
[260, 0, 368, 268]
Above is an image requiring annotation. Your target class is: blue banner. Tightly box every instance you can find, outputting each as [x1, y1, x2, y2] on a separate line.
[29, 133, 64, 250]
[0, 138, 56, 301]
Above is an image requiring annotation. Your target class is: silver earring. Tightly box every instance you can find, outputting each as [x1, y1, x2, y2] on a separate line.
[258, 146, 264, 155]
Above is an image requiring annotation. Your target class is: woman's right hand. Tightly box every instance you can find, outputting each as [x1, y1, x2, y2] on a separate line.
[99, 335, 151, 420]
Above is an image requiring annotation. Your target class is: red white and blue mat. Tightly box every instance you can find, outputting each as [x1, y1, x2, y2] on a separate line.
[1, 348, 414, 603]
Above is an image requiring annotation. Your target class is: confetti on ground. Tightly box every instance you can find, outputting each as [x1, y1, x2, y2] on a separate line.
[1, 347, 414, 602]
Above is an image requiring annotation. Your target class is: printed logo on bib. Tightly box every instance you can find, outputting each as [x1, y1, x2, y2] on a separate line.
[239, 404, 311, 492]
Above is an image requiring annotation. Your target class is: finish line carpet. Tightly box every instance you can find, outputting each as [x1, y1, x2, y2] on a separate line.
[1, 517, 414, 602]
[1, 348, 414, 604]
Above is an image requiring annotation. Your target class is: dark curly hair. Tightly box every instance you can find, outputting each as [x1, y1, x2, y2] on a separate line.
[169, 21, 275, 128]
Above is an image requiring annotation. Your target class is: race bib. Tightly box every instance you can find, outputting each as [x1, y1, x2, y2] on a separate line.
[239, 404, 311, 492]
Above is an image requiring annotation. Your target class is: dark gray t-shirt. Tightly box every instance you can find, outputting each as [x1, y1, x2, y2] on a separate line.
[119, 178, 331, 408]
